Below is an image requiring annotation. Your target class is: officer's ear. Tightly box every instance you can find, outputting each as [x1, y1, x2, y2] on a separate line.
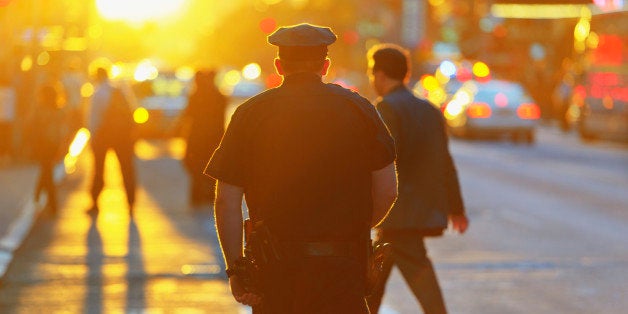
[274, 58, 285, 76]
[321, 58, 330, 76]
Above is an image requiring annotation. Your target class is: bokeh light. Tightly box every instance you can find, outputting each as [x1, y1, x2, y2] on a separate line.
[20, 55, 33, 72]
[110, 64, 124, 79]
[421, 75, 439, 91]
[439, 60, 457, 77]
[435, 70, 450, 85]
[242, 63, 262, 80]
[134, 60, 159, 82]
[224, 70, 242, 86]
[472, 62, 490, 78]
[175, 66, 195, 81]
[134, 107, 150, 124]
[574, 18, 591, 42]
[586, 32, 599, 49]
[494, 92, 508, 107]
[96, 0, 186, 23]
[36, 52, 50, 66]
[428, 0, 445, 6]
[81, 83, 95, 98]
[64, 128, 91, 174]
[342, 30, 360, 45]
[260, 17, 277, 34]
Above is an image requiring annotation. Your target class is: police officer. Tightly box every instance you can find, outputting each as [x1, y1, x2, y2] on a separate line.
[205, 24, 398, 313]
[365, 44, 469, 314]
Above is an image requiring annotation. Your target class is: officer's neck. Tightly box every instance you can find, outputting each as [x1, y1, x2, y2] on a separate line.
[283, 71, 322, 78]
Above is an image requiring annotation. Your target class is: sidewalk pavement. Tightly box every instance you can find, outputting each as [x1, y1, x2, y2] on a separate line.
[0, 140, 244, 313]
[0, 160, 43, 279]
[0, 159, 67, 279]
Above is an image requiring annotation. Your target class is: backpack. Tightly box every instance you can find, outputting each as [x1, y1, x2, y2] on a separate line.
[99, 88, 134, 138]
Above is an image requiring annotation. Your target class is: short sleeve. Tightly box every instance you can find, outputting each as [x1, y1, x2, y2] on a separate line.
[203, 108, 249, 187]
[364, 103, 396, 170]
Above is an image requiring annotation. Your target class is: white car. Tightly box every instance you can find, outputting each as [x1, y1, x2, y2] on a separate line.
[443, 79, 540, 143]
[133, 72, 191, 138]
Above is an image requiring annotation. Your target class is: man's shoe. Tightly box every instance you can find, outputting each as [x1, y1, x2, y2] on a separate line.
[86, 205, 99, 216]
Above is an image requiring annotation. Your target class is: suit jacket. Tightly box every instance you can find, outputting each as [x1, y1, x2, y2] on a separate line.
[376, 86, 465, 236]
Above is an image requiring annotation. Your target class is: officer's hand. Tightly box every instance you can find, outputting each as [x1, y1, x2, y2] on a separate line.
[449, 214, 469, 234]
[229, 276, 262, 306]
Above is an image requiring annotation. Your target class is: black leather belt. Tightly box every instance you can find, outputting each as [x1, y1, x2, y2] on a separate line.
[284, 241, 365, 257]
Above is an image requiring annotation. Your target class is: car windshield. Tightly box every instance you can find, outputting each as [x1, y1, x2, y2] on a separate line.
[474, 82, 529, 105]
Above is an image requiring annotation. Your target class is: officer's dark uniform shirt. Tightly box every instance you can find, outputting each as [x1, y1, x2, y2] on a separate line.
[204, 73, 395, 242]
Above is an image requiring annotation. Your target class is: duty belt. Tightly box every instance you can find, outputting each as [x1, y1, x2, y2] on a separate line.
[283, 241, 366, 257]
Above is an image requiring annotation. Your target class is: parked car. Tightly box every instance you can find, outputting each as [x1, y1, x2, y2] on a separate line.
[443, 79, 540, 143]
[225, 80, 264, 125]
[570, 94, 628, 142]
[132, 72, 191, 138]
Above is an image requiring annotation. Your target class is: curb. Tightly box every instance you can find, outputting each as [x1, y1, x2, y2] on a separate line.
[0, 197, 43, 280]
[0, 161, 64, 281]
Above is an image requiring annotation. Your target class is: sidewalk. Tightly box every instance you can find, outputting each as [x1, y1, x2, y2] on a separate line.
[0, 140, 243, 313]
[0, 160, 41, 279]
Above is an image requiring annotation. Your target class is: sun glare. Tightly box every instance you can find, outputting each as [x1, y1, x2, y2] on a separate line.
[96, 0, 186, 23]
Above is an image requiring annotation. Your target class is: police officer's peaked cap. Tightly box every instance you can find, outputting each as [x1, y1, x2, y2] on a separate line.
[268, 23, 337, 61]
[268, 23, 337, 47]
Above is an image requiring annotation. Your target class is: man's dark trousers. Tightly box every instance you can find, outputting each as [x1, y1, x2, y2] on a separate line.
[367, 231, 447, 314]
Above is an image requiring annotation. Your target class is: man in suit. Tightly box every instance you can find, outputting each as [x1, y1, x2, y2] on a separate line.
[366, 44, 469, 314]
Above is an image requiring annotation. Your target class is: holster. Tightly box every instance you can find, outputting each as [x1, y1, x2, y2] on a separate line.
[366, 242, 393, 297]
[230, 255, 261, 294]
[244, 219, 283, 268]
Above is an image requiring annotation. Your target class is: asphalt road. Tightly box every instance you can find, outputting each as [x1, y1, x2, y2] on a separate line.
[381, 127, 628, 314]
[0, 126, 626, 313]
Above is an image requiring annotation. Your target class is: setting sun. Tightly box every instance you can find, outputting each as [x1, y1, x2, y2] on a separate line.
[96, 0, 186, 23]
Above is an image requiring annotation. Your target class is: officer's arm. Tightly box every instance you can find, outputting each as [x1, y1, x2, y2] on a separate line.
[371, 162, 397, 228]
[214, 180, 245, 270]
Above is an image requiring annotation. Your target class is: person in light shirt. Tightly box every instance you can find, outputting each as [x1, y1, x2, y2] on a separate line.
[87, 67, 136, 217]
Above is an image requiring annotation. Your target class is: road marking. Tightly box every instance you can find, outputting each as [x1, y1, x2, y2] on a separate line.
[0, 198, 39, 252]
[380, 305, 400, 314]
[0, 250, 12, 278]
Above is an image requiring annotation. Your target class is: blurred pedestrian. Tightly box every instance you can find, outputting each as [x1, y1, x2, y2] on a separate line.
[179, 70, 227, 208]
[87, 68, 136, 217]
[32, 85, 66, 215]
[61, 58, 86, 133]
[205, 23, 397, 313]
[365, 44, 469, 314]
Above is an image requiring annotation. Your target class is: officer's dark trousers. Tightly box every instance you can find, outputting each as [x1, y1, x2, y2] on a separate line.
[254, 256, 369, 314]
[367, 232, 447, 314]
[90, 136, 136, 208]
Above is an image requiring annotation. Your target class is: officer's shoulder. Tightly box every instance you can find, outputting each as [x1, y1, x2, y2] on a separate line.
[325, 82, 371, 106]
[235, 87, 281, 111]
